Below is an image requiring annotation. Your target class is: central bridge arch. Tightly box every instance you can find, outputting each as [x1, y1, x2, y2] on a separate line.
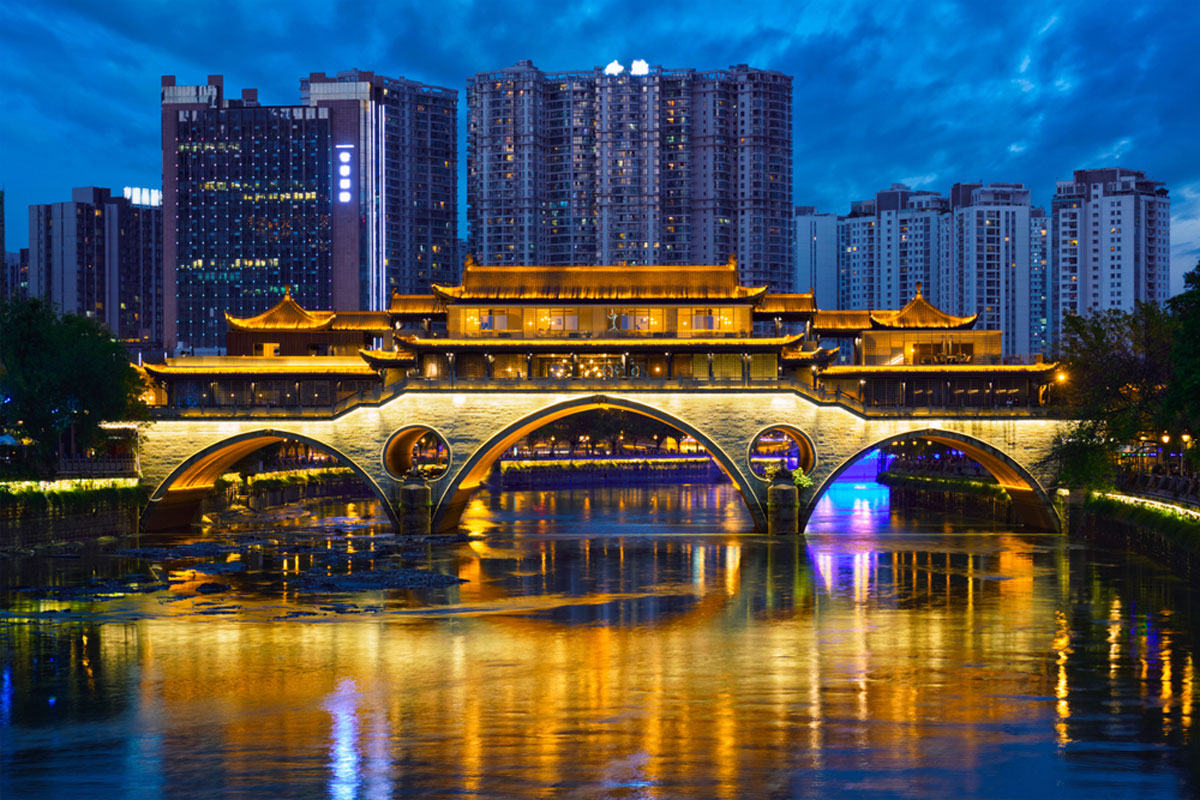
[432, 394, 767, 532]
[143, 429, 399, 531]
[804, 427, 1061, 533]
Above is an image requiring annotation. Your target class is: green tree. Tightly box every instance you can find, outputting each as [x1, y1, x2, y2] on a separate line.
[1048, 301, 1178, 486]
[1168, 260, 1200, 467]
[0, 298, 147, 473]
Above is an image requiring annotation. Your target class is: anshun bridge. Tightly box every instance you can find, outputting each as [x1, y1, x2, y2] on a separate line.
[136, 258, 1066, 533]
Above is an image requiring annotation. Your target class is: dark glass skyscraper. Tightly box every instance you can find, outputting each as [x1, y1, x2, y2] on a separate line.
[162, 72, 457, 352]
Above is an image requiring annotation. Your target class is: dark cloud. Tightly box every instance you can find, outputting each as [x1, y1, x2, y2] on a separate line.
[1, 0, 1197, 289]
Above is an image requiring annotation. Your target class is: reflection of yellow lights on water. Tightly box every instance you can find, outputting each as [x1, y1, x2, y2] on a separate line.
[1182, 654, 1194, 732]
[1054, 610, 1071, 747]
[814, 552, 834, 594]
[1161, 634, 1173, 717]
[724, 544, 741, 596]
[1108, 598, 1122, 681]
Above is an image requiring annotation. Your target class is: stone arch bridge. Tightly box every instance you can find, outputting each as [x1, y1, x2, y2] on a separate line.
[139, 389, 1066, 533]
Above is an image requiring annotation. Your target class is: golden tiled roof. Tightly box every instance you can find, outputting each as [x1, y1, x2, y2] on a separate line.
[781, 345, 839, 363]
[142, 357, 378, 377]
[809, 287, 977, 334]
[811, 310, 873, 333]
[388, 293, 444, 315]
[821, 363, 1057, 375]
[869, 285, 977, 330]
[329, 311, 392, 332]
[756, 293, 817, 315]
[432, 257, 766, 303]
[392, 334, 807, 351]
[357, 349, 418, 368]
[224, 289, 335, 332]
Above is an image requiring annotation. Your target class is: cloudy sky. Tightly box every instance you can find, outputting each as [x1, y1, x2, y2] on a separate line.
[2, 0, 1198, 292]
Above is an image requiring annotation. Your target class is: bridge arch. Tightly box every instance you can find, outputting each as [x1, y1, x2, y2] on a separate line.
[432, 394, 767, 532]
[143, 429, 399, 531]
[805, 428, 1060, 533]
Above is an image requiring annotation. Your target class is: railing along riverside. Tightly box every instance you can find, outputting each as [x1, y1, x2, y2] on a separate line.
[55, 457, 140, 478]
[1116, 471, 1200, 510]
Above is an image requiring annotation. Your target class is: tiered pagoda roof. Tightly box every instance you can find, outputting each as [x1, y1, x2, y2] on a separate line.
[225, 288, 392, 333]
[431, 257, 767, 303]
[810, 284, 977, 335]
[869, 284, 977, 330]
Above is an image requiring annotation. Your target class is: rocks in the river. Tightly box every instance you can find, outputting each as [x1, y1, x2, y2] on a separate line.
[188, 561, 246, 575]
[292, 567, 466, 593]
[115, 542, 236, 560]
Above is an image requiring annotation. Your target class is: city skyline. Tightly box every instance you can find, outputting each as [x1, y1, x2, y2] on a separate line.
[1, 0, 1198, 295]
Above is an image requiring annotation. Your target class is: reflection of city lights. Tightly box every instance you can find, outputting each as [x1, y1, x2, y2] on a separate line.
[325, 679, 361, 800]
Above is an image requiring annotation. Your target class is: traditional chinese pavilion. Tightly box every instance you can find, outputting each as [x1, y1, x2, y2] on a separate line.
[141, 259, 1058, 410]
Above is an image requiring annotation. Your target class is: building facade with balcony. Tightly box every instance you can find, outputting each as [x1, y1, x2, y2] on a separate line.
[140, 261, 1059, 416]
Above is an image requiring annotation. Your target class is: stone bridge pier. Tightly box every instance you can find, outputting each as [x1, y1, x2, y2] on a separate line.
[139, 390, 1066, 534]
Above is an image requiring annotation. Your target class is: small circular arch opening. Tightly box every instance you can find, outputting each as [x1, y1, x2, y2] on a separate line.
[383, 426, 451, 479]
[748, 425, 816, 479]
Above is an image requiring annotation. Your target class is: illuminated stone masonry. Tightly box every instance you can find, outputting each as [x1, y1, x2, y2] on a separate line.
[139, 388, 1065, 534]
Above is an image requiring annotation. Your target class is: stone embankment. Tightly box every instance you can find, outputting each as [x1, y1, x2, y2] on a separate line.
[877, 470, 1015, 525]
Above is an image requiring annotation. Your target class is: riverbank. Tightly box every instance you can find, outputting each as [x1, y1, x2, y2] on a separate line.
[0, 468, 377, 551]
[0, 478, 147, 549]
[877, 470, 1015, 524]
[1075, 492, 1200, 579]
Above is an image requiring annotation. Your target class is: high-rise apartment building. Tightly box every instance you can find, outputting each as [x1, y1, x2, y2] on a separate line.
[27, 186, 163, 344]
[1050, 168, 1170, 346]
[947, 183, 1034, 358]
[835, 186, 950, 310]
[793, 206, 838, 308]
[162, 72, 456, 352]
[1029, 209, 1049, 355]
[0, 188, 7, 299]
[467, 60, 793, 290]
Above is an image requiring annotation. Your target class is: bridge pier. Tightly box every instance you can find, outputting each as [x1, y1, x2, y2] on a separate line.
[399, 473, 432, 536]
[766, 475, 800, 535]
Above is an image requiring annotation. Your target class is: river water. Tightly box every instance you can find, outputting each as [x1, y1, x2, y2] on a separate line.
[1, 481, 1197, 798]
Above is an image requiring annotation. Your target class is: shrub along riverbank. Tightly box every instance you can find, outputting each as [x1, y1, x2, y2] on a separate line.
[876, 470, 1015, 525]
[876, 471, 1011, 502]
[1082, 492, 1200, 559]
[0, 478, 148, 517]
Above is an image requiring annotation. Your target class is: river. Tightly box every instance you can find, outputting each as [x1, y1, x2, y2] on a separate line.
[1, 480, 1197, 798]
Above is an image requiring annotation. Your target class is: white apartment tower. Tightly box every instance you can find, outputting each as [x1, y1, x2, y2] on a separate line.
[1050, 168, 1170, 345]
[948, 183, 1034, 358]
[1029, 209, 1050, 356]
[793, 206, 838, 308]
[467, 60, 794, 290]
[836, 186, 950, 310]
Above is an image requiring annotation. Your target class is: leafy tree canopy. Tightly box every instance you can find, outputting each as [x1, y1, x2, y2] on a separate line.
[1168, 260, 1200, 440]
[0, 298, 147, 471]
[1056, 300, 1177, 440]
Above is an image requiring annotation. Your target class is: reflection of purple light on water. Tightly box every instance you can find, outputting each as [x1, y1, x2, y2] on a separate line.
[325, 678, 361, 800]
[1, 666, 10, 726]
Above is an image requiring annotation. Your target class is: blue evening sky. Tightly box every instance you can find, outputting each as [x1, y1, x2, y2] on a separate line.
[1, 0, 1197, 292]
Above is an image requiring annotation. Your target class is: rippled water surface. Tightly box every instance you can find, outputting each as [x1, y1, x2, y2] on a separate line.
[1, 481, 1198, 798]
